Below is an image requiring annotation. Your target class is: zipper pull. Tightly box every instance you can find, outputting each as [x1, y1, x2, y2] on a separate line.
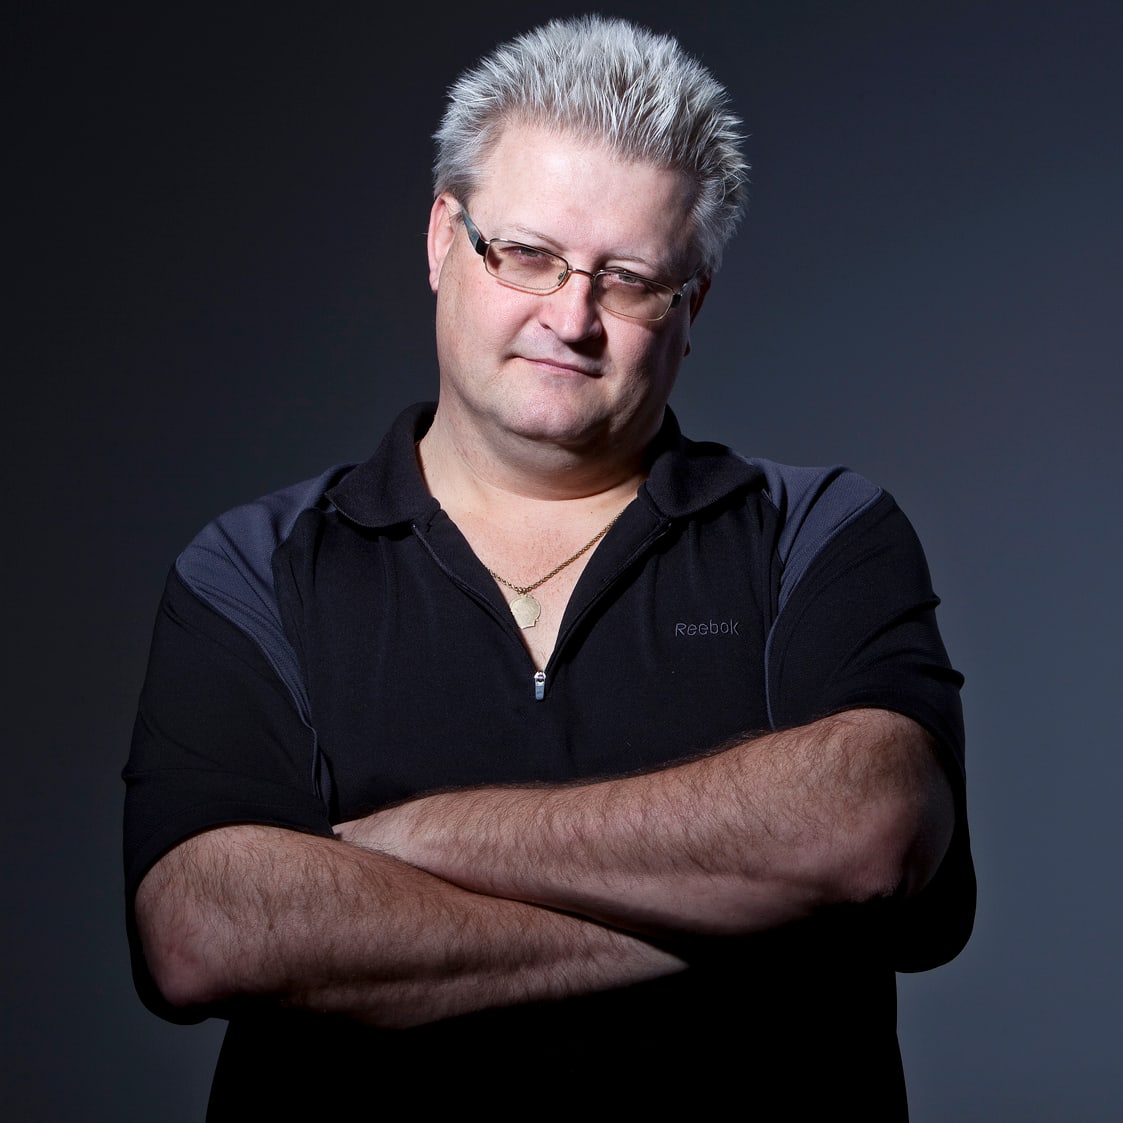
[533, 670, 546, 701]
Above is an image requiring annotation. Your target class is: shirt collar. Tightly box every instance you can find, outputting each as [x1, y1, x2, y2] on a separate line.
[641, 409, 764, 518]
[325, 402, 440, 528]
[326, 401, 764, 529]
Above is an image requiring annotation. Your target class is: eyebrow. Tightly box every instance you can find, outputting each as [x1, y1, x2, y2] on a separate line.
[501, 222, 670, 278]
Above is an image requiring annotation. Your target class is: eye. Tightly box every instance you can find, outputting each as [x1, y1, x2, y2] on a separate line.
[504, 243, 551, 264]
[602, 270, 661, 293]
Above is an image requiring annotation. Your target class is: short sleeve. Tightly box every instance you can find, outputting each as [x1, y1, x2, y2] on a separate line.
[122, 567, 333, 1019]
[765, 490, 975, 969]
[124, 567, 332, 890]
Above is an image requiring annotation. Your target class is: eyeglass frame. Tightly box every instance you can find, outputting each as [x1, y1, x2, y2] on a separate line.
[455, 204, 695, 322]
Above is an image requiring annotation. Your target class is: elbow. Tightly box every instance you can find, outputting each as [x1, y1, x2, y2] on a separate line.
[134, 865, 230, 1012]
[833, 713, 959, 905]
[845, 774, 956, 905]
[140, 928, 224, 1013]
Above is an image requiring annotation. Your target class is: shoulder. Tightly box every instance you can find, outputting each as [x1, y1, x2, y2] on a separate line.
[173, 401, 440, 601]
[645, 418, 907, 601]
[167, 466, 354, 711]
[742, 458, 889, 605]
[645, 413, 884, 547]
[745, 458, 883, 548]
[175, 465, 354, 613]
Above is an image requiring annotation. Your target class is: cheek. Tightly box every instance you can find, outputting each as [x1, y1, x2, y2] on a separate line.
[451, 274, 526, 339]
[636, 325, 687, 378]
[655, 317, 692, 372]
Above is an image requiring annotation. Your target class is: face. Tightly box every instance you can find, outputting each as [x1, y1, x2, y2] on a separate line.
[427, 123, 709, 462]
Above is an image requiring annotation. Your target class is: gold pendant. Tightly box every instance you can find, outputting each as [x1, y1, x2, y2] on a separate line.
[510, 593, 542, 629]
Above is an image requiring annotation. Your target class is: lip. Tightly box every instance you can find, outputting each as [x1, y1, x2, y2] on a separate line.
[519, 356, 602, 378]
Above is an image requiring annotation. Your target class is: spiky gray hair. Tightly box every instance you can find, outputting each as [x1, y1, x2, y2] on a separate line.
[432, 15, 748, 273]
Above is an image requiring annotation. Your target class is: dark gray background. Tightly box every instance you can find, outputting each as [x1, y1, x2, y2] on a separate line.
[8, 1, 1121, 1119]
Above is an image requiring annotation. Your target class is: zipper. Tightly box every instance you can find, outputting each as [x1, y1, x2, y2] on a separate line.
[534, 517, 674, 702]
[413, 516, 674, 705]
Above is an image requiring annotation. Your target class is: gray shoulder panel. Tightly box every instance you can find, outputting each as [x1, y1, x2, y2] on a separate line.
[747, 459, 883, 611]
[174, 466, 349, 722]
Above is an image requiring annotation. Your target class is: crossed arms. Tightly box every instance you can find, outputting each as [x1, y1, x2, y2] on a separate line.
[135, 706, 954, 1028]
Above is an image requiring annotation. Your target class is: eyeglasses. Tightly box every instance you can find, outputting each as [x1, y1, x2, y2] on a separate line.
[458, 206, 693, 322]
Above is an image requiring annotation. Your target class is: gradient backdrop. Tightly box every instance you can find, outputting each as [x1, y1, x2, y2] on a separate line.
[8, 2, 1121, 1119]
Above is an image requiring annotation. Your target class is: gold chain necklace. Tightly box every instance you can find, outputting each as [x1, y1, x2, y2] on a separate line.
[486, 514, 622, 629]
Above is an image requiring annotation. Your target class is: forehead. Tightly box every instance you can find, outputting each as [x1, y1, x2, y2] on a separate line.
[471, 122, 697, 268]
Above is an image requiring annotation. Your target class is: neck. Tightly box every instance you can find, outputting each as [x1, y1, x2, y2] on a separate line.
[418, 407, 653, 513]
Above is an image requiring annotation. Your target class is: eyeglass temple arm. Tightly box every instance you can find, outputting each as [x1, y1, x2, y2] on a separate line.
[457, 207, 489, 257]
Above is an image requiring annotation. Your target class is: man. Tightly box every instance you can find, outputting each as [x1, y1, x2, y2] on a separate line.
[125, 15, 974, 1119]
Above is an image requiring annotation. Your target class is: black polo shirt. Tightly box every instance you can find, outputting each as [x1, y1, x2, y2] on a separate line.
[124, 403, 974, 1118]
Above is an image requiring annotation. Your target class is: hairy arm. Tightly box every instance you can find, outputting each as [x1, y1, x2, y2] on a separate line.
[134, 824, 686, 1028]
[339, 708, 955, 937]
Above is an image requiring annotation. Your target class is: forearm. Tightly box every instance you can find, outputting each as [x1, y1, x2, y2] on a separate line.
[342, 709, 955, 936]
[134, 823, 685, 1029]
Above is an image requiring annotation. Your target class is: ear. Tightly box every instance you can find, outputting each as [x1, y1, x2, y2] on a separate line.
[683, 273, 711, 357]
[427, 193, 459, 293]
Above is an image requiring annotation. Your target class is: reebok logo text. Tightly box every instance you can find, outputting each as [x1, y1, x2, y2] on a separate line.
[674, 619, 741, 637]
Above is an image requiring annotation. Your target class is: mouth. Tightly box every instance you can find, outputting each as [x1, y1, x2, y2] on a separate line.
[520, 356, 602, 378]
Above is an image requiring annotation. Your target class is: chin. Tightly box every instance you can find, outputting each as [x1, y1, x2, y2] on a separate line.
[505, 402, 617, 448]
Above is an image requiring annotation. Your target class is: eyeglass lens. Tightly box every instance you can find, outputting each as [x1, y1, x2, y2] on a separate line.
[485, 242, 675, 320]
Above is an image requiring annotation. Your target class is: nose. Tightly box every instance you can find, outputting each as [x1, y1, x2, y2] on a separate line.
[540, 267, 604, 342]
